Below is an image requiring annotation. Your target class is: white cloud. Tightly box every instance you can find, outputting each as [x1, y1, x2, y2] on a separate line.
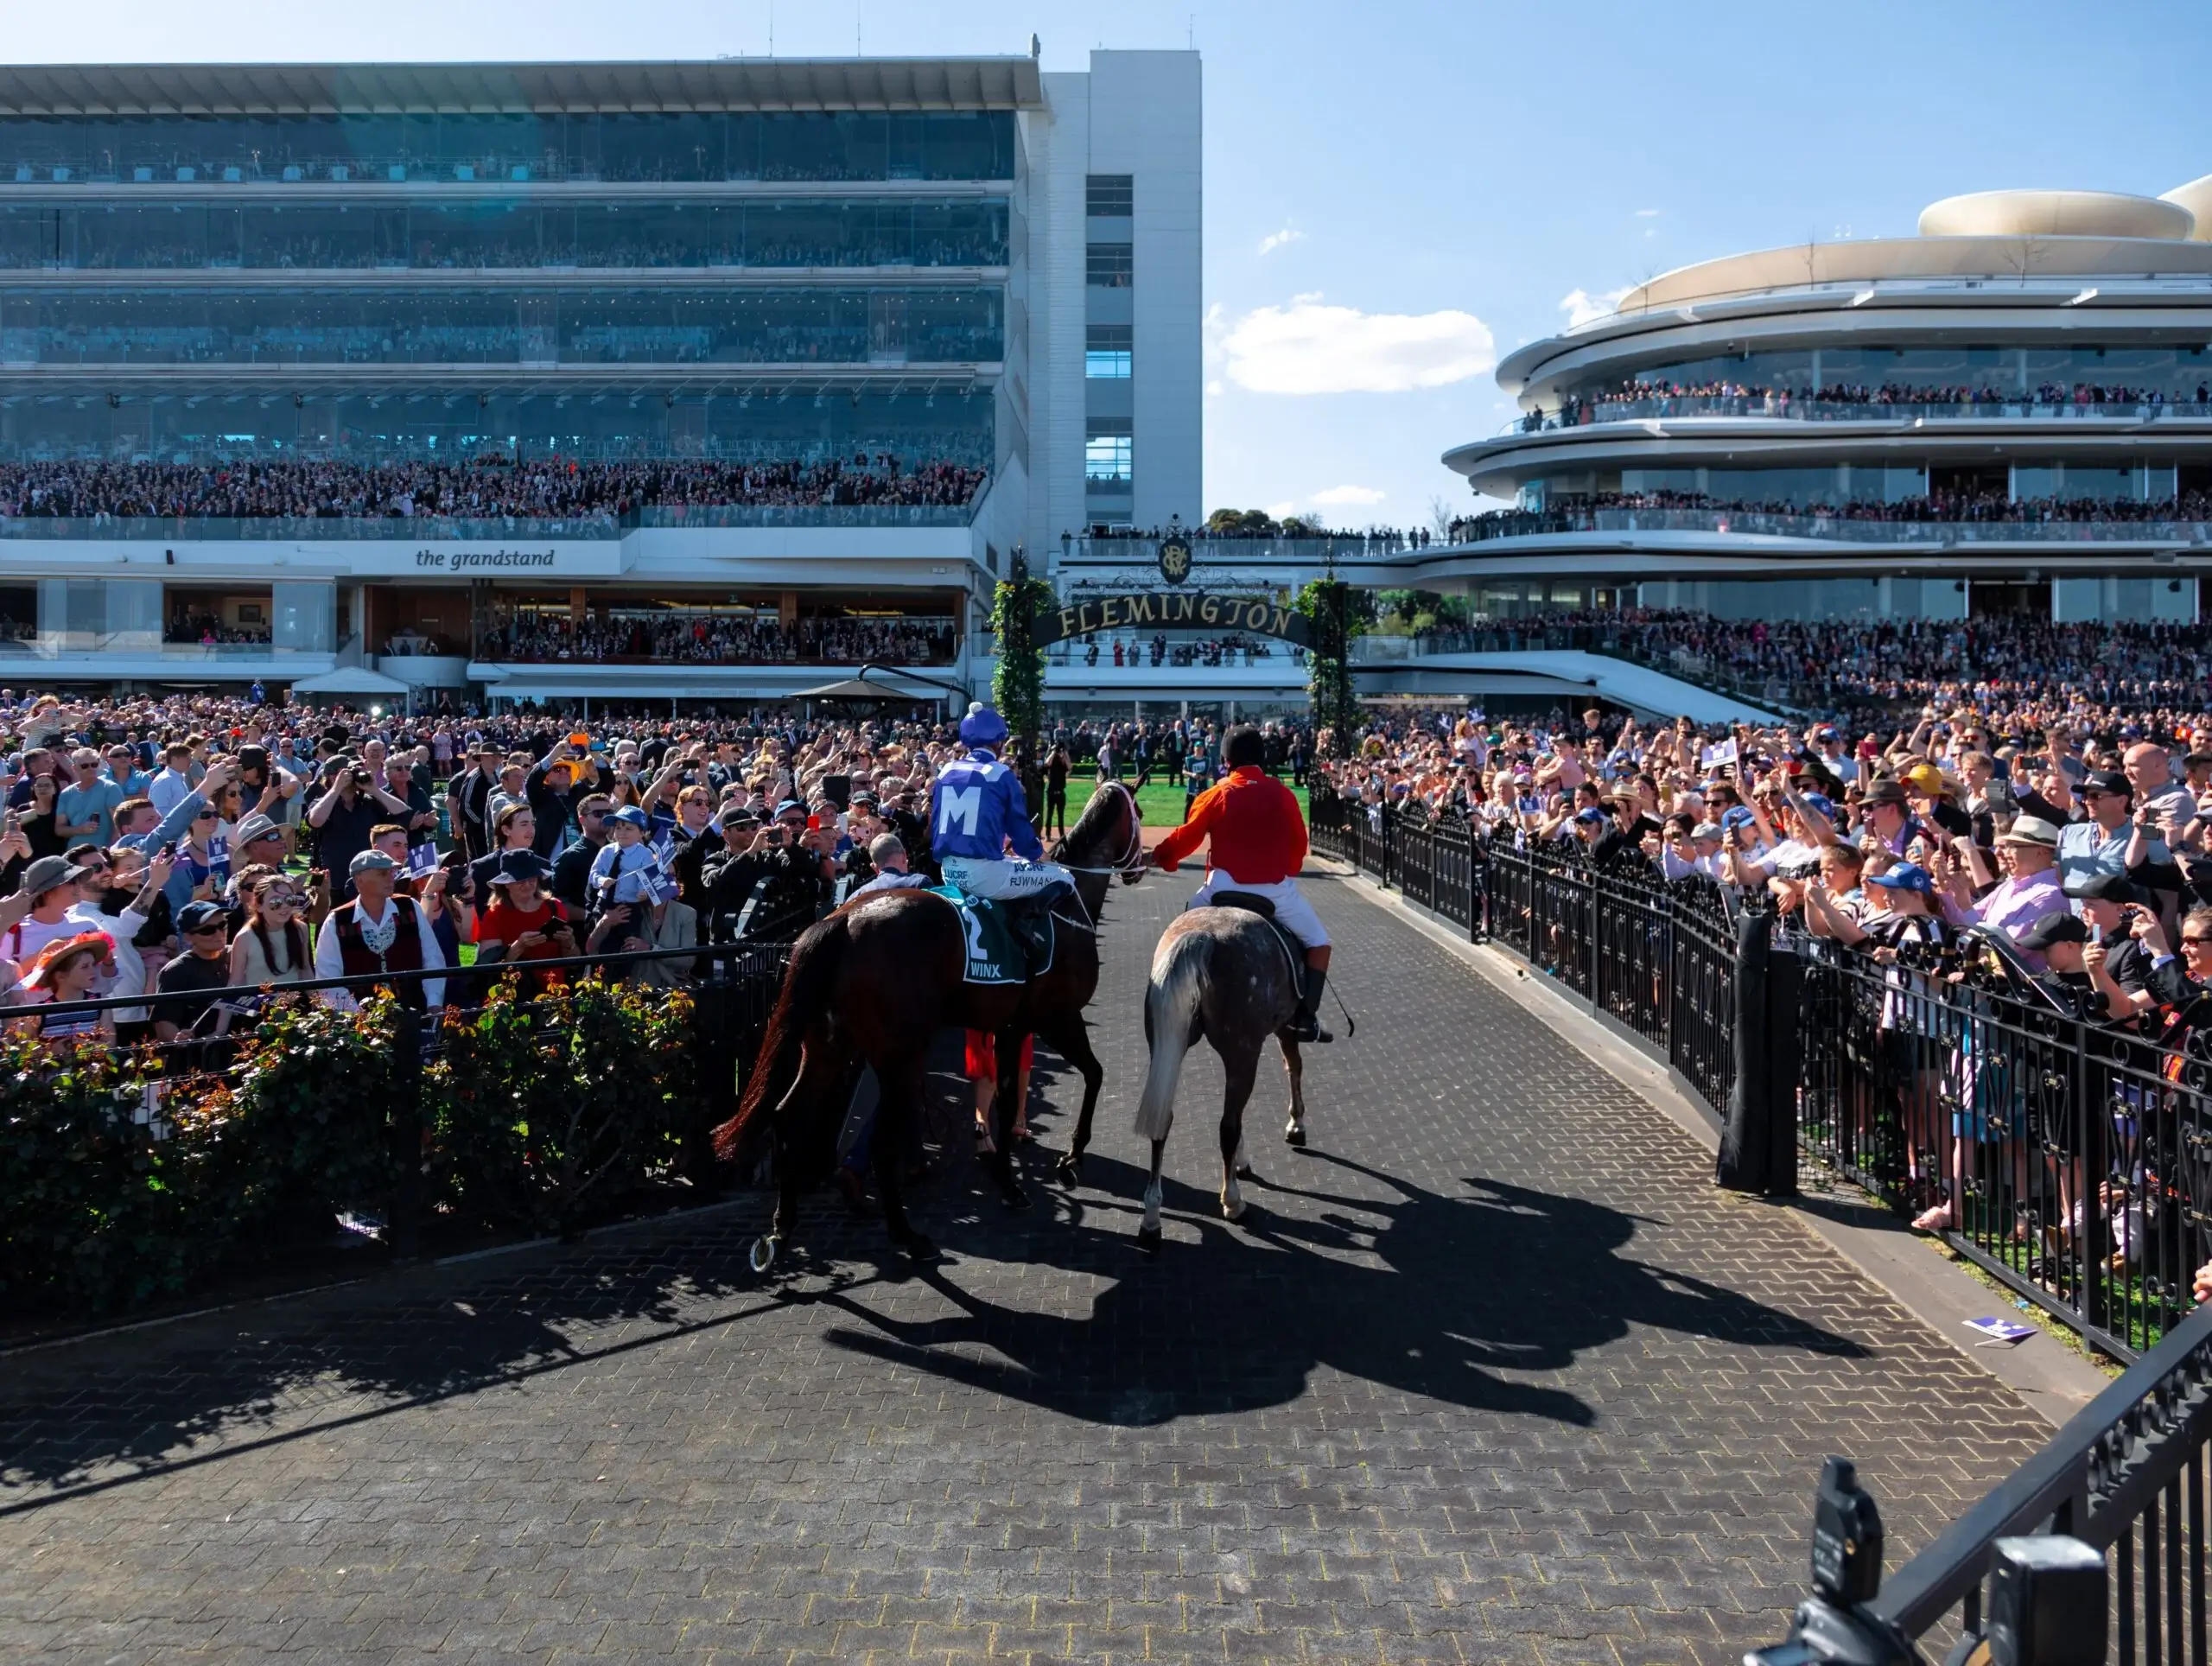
[1265, 500, 1300, 522]
[1559, 285, 1631, 329]
[1634, 207, 1661, 218]
[1308, 484, 1387, 506]
[1256, 224, 1305, 257]
[1218, 296, 1496, 395]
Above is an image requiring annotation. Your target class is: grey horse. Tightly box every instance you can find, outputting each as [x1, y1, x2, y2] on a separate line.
[1128, 904, 1312, 1250]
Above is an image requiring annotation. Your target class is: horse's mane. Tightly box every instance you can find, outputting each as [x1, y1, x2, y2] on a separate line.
[1052, 780, 1135, 866]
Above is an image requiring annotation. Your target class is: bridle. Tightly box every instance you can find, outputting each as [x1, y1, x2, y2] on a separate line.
[1052, 779, 1147, 882]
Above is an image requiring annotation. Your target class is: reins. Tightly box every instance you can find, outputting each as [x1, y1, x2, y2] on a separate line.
[1052, 780, 1147, 881]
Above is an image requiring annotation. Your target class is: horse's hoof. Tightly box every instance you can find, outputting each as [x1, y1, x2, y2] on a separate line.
[1136, 1224, 1162, 1255]
[999, 1183, 1032, 1211]
[1284, 1125, 1307, 1148]
[901, 1233, 941, 1265]
[1235, 1161, 1255, 1180]
[1055, 1152, 1084, 1186]
[748, 1235, 779, 1275]
[1221, 1196, 1246, 1223]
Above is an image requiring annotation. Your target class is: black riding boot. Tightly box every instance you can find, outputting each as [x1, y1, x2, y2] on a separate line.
[1287, 965, 1333, 1044]
[1012, 893, 1058, 973]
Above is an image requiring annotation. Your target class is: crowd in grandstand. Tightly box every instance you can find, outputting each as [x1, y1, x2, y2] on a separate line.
[481, 612, 959, 665]
[166, 607, 270, 646]
[1445, 488, 2212, 544]
[0, 455, 990, 522]
[42, 229, 1011, 274]
[1085, 516, 1440, 549]
[1060, 632, 1291, 669]
[1521, 377, 2212, 429]
[29, 317, 1001, 368]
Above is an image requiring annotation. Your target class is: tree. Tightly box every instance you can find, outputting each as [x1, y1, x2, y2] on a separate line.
[1205, 507, 1276, 536]
[990, 550, 1053, 806]
[1297, 577, 1363, 757]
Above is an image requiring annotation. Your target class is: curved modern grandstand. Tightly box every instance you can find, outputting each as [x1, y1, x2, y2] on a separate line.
[1437, 175, 2212, 627]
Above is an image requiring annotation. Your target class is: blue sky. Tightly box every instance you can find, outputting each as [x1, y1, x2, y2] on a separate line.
[12, 1, 2211, 527]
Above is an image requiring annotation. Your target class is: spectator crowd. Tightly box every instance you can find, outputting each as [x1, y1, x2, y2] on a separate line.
[1445, 488, 2212, 545]
[0, 687, 1007, 1046]
[1521, 377, 2212, 429]
[1314, 677, 2212, 1309]
[480, 611, 959, 665]
[0, 455, 990, 523]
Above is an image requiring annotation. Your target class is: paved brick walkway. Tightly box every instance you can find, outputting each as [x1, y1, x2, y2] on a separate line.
[0, 869, 2050, 1665]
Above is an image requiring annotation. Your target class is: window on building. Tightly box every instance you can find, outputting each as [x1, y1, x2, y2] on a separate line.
[1085, 325, 1132, 378]
[1084, 431, 1133, 481]
[1086, 175, 1133, 217]
[1086, 244, 1134, 288]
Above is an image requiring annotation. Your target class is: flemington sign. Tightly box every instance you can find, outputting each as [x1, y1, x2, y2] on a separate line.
[1034, 590, 1310, 647]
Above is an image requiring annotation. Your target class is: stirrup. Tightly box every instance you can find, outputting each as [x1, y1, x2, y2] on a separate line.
[1286, 1012, 1332, 1045]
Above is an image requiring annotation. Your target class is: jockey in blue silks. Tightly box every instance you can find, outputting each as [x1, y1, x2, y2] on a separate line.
[932, 703, 1075, 963]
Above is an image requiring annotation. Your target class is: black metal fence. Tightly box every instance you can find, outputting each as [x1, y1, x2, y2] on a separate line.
[1312, 796, 1740, 1159]
[1316, 791, 2212, 1660]
[1313, 793, 2206, 1364]
[1749, 1297, 2212, 1665]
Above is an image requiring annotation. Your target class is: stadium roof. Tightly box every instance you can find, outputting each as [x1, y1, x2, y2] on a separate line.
[0, 59, 1046, 117]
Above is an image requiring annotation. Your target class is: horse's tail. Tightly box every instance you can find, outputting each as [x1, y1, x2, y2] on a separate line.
[710, 914, 846, 1162]
[1135, 930, 1207, 1141]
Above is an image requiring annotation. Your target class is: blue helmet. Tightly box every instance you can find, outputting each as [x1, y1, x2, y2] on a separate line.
[959, 702, 1009, 750]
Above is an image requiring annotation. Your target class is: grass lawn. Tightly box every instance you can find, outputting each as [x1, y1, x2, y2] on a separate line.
[1093, 779, 1311, 833]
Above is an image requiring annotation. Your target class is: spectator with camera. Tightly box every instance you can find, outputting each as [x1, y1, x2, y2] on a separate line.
[306, 756, 416, 901]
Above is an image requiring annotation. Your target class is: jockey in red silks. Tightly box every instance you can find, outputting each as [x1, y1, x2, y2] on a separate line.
[1151, 723, 1332, 1042]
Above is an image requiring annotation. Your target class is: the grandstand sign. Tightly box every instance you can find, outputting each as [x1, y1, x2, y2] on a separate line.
[1036, 591, 1310, 646]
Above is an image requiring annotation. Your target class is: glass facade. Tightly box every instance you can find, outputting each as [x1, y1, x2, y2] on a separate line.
[1526, 462, 1929, 508]
[1521, 459, 2201, 511]
[0, 103, 1009, 482]
[0, 387, 994, 467]
[0, 285, 1002, 366]
[1560, 343, 2212, 402]
[0, 197, 1010, 271]
[0, 111, 1017, 186]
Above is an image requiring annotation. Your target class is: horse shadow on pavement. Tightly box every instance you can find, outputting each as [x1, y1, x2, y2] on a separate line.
[0, 1132, 1866, 1499]
[816, 1147, 1868, 1428]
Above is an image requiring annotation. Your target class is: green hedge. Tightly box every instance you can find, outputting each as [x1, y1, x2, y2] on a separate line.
[0, 973, 704, 1322]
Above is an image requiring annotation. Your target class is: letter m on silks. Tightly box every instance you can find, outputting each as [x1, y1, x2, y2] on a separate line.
[938, 785, 982, 838]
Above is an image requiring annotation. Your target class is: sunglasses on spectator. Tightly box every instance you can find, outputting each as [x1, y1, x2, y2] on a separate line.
[187, 922, 226, 937]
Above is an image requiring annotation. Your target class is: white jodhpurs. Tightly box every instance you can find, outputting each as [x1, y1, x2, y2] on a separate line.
[1188, 870, 1330, 949]
[940, 854, 1074, 900]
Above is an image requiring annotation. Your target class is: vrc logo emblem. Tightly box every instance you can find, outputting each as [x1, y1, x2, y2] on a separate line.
[1157, 536, 1193, 585]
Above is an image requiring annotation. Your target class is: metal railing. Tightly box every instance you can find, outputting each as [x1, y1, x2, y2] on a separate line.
[1, 939, 789, 1289]
[1446, 506, 2212, 547]
[0, 497, 986, 542]
[1317, 789, 2212, 1659]
[1310, 795, 1739, 1118]
[1747, 1299, 2212, 1663]
[1313, 792, 2212, 1362]
[1507, 395, 2212, 432]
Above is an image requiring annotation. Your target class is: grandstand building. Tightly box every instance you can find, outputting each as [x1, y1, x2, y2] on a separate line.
[1434, 178, 2212, 628]
[0, 52, 1201, 706]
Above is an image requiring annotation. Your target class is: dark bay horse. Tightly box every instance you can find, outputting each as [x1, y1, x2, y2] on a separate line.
[712, 781, 1145, 1268]
[1127, 906, 1313, 1250]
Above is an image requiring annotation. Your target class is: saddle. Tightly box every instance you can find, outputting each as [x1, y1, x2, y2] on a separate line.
[1210, 889, 1305, 973]
[927, 884, 1066, 985]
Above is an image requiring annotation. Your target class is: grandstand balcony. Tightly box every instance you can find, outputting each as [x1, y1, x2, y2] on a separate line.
[1438, 191, 2212, 625]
